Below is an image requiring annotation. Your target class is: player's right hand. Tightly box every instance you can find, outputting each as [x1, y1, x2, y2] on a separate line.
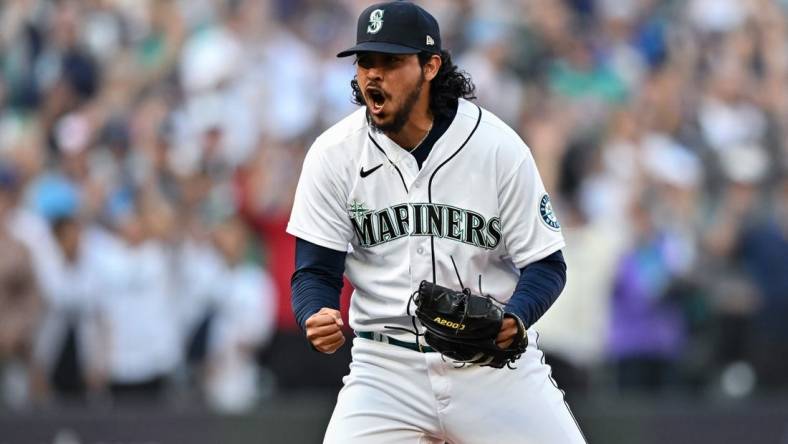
[305, 307, 346, 354]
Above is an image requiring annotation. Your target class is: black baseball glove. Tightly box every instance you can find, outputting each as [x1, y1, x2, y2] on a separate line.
[412, 280, 528, 369]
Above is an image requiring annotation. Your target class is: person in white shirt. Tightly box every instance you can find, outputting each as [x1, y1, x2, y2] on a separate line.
[32, 216, 106, 400]
[94, 204, 180, 400]
[203, 216, 276, 412]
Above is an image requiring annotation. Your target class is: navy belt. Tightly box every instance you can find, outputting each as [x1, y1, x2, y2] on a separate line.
[356, 331, 435, 353]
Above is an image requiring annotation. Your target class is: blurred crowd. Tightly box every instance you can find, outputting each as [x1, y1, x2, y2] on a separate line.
[0, 0, 787, 413]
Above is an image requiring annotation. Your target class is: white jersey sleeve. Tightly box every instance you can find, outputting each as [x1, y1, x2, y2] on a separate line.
[497, 139, 565, 269]
[287, 141, 354, 252]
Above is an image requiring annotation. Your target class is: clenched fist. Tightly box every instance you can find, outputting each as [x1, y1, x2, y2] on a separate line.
[305, 307, 346, 354]
[495, 317, 520, 349]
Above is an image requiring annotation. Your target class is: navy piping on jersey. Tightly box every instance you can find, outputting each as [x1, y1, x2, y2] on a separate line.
[365, 99, 459, 192]
[427, 104, 482, 283]
[410, 103, 457, 169]
[367, 134, 409, 193]
[535, 331, 589, 443]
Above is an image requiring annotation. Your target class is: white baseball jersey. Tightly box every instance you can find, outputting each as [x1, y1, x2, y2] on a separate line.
[287, 98, 564, 337]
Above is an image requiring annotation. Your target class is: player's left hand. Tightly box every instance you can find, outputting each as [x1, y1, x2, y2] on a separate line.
[495, 317, 520, 349]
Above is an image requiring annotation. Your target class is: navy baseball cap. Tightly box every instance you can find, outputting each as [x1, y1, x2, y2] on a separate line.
[337, 1, 442, 58]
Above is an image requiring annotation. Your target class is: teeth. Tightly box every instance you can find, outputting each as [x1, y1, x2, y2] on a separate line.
[369, 92, 384, 112]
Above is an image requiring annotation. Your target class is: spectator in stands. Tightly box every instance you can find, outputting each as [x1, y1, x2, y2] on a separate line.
[743, 175, 788, 388]
[203, 216, 276, 412]
[0, 164, 43, 408]
[94, 200, 180, 402]
[607, 194, 689, 392]
[704, 146, 788, 390]
[32, 216, 106, 403]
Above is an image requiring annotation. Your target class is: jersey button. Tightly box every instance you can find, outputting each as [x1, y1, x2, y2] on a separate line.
[416, 247, 424, 255]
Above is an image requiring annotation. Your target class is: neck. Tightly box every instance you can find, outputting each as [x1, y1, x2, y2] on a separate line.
[386, 99, 433, 149]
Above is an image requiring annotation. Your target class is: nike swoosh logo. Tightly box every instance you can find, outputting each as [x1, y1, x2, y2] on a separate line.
[360, 164, 383, 178]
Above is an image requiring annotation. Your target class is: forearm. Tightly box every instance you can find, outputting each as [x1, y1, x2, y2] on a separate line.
[504, 250, 567, 328]
[291, 238, 346, 330]
[291, 269, 342, 330]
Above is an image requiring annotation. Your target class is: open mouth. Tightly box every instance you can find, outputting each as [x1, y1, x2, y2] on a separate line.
[365, 87, 386, 115]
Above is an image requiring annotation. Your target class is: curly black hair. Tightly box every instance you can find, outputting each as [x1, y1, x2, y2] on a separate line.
[351, 50, 476, 117]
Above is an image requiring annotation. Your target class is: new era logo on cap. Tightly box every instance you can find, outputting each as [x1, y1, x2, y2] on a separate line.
[337, 1, 442, 58]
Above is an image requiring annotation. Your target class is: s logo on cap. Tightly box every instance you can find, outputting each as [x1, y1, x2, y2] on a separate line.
[367, 9, 384, 34]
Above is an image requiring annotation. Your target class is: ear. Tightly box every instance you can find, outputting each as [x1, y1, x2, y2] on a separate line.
[423, 54, 442, 81]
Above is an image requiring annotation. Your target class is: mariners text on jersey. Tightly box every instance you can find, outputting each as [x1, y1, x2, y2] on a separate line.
[348, 201, 502, 249]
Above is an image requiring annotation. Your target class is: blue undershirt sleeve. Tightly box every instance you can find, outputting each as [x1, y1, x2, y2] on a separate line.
[291, 237, 347, 331]
[503, 250, 567, 328]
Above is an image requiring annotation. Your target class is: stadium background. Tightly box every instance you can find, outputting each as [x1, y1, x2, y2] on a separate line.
[1, 0, 787, 442]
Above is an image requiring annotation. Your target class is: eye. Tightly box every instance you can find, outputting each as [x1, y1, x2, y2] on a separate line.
[385, 55, 402, 66]
[356, 55, 373, 69]
[355, 54, 403, 70]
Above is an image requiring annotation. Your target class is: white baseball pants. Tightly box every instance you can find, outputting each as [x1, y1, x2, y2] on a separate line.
[323, 333, 587, 444]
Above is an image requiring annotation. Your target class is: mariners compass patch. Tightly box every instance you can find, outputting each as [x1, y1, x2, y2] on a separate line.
[539, 194, 560, 231]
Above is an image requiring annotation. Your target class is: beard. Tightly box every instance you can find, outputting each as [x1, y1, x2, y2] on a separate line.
[366, 74, 425, 135]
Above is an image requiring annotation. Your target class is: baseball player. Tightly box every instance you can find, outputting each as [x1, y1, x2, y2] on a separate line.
[288, 2, 586, 442]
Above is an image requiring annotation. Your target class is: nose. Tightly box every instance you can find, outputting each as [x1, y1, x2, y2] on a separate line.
[365, 65, 383, 83]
